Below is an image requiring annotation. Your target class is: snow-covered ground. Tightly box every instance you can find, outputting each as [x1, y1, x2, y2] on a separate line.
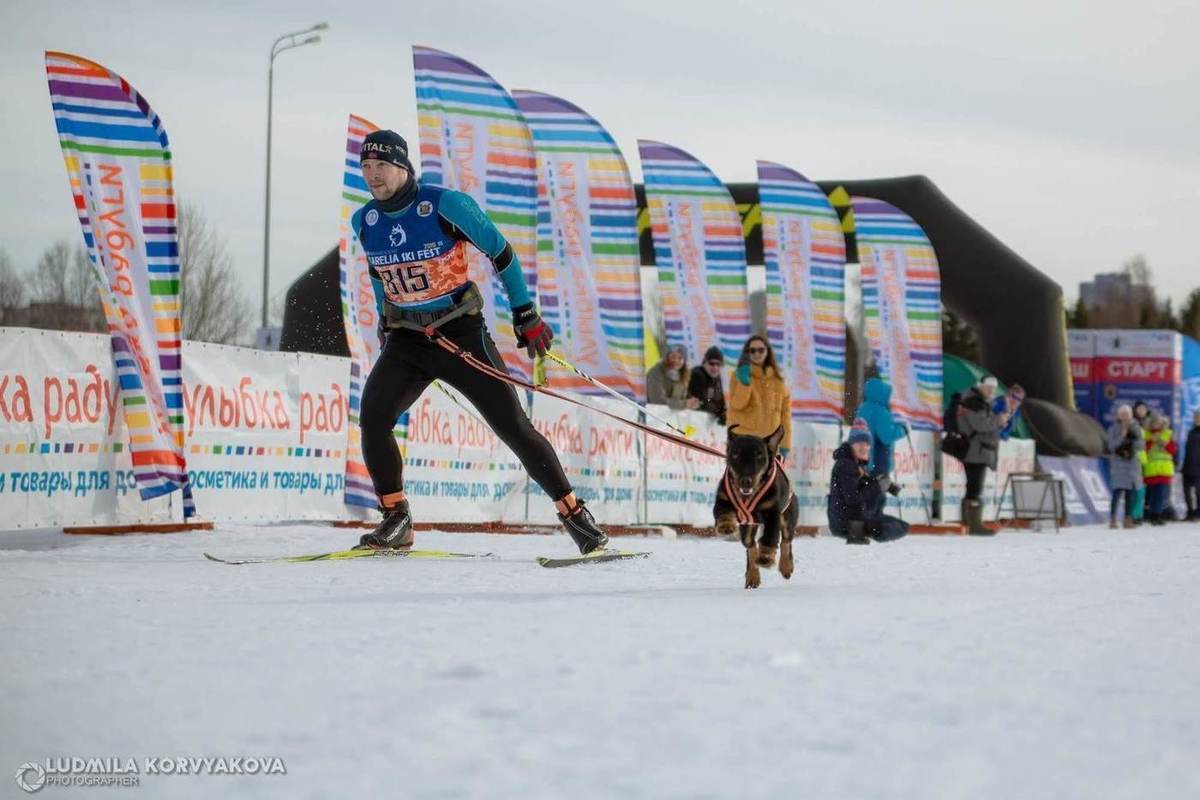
[2, 523, 1199, 799]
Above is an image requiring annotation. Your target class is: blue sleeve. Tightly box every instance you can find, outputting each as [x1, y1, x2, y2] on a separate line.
[439, 190, 532, 309]
[352, 206, 386, 318]
[878, 417, 902, 448]
[370, 275, 386, 319]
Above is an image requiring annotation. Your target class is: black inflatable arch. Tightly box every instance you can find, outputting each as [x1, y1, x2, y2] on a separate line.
[283, 176, 1103, 454]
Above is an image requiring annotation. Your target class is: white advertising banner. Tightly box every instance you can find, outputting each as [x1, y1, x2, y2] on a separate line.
[786, 422, 843, 527]
[643, 406, 726, 526]
[523, 393, 643, 525]
[941, 438, 1037, 522]
[941, 452, 967, 522]
[2, 327, 1044, 534]
[400, 386, 527, 524]
[883, 429, 937, 523]
[0, 328, 179, 528]
[180, 341, 352, 522]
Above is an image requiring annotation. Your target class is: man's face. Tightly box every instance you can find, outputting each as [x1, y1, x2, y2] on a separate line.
[979, 383, 996, 400]
[851, 441, 871, 461]
[362, 158, 409, 201]
[704, 359, 722, 378]
[1118, 407, 1132, 423]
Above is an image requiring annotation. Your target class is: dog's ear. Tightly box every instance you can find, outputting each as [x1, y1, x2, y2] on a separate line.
[764, 425, 786, 455]
[726, 424, 740, 442]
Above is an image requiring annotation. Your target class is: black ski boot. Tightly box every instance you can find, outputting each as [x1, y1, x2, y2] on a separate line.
[845, 520, 870, 545]
[558, 499, 608, 554]
[356, 500, 414, 550]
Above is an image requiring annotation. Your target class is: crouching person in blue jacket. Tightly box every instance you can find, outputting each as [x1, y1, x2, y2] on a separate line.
[828, 420, 910, 545]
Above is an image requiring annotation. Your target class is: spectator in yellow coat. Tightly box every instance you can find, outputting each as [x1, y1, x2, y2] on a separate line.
[727, 335, 792, 459]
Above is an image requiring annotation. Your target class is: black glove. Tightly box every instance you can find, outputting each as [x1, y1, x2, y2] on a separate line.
[376, 319, 388, 350]
[513, 304, 553, 359]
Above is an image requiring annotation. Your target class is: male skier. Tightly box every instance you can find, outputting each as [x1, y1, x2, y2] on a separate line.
[351, 129, 607, 554]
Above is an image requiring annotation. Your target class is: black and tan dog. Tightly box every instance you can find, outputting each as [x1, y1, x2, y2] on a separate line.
[714, 425, 800, 589]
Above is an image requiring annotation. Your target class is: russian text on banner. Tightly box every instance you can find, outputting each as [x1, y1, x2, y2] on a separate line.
[400, 388, 527, 524]
[182, 343, 352, 522]
[413, 46, 538, 379]
[851, 197, 943, 431]
[45, 51, 193, 516]
[638, 141, 751, 366]
[513, 90, 645, 400]
[757, 161, 846, 424]
[0, 329, 177, 529]
[523, 392, 643, 525]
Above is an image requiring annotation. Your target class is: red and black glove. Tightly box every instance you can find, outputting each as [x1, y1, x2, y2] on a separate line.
[513, 304, 553, 359]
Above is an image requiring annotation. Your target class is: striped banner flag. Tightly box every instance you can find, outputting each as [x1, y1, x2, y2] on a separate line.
[412, 46, 538, 379]
[512, 90, 644, 400]
[757, 161, 846, 423]
[338, 114, 383, 510]
[852, 197, 943, 430]
[44, 52, 193, 515]
[638, 141, 750, 366]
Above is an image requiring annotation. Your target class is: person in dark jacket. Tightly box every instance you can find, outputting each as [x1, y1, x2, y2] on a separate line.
[1185, 411, 1200, 521]
[957, 375, 1013, 535]
[687, 346, 726, 424]
[827, 419, 909, 545]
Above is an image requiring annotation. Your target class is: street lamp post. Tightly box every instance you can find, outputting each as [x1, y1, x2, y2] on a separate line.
[261, 22, 328, 332]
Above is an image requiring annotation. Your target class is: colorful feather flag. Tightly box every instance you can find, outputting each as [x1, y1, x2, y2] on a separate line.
[852, 197, 943, 430]
[45, 51, 193, 515]
[757, 161, 846, 423]
[638, 140, 750, 367]
[412, 46, 538, 378]
[513, 90, 644, 399]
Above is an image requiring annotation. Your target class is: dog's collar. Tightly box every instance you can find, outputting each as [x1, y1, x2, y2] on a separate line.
[723, 456, 789, 525]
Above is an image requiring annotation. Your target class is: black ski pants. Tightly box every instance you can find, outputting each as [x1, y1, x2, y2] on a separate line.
[360, 313, 571, 502]
[964, 463, 988, 501]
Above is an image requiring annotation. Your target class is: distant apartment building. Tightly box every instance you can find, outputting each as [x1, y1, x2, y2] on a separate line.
[1079, 272, 1153, 310]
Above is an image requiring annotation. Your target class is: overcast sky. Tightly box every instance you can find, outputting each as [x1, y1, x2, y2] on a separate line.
[3, 0, 1198, 324]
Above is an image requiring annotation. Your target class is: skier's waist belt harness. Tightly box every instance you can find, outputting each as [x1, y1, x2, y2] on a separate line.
[384, 284, 483, 332]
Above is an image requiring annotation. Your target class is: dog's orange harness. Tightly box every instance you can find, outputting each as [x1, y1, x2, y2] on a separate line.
[723, 456, 792, 525]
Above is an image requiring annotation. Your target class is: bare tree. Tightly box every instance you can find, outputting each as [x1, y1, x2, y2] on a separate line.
[23, 240, 106, 331]
[942, 307, 981, 362]
[0, 247, 26, 325]
[1180, 288, 1200, 340]
[178, 201, 253, 344]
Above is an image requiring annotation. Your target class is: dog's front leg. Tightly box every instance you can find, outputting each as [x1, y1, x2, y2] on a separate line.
[741, 522, 761, 589]
[779, 514, 794, 580]
[780, 493, 799, 579]
[715, 512, 738, 540]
